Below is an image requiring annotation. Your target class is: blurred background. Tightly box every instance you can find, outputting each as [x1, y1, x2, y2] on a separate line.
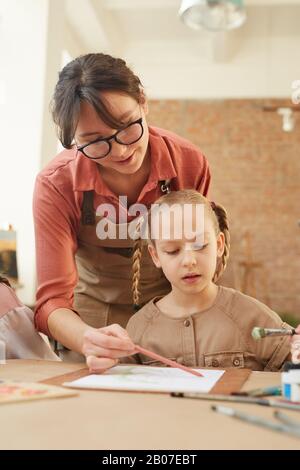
[0, 0, 299, 322]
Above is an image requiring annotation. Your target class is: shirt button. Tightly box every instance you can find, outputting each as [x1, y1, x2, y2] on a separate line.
[211, 359, 219, 367]
[233, 358, 241, 367]
[184, 319, 191, 327]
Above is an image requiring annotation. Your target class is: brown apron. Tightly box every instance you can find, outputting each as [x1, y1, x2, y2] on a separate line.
[73, 180, 172, 329]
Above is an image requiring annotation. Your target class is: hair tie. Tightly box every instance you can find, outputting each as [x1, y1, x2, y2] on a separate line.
[210, 201, 216, 211]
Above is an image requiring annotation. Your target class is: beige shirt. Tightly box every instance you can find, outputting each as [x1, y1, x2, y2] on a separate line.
[122, 286, 291, 371]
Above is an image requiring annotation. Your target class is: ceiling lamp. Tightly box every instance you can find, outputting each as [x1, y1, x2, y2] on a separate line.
[179, 0, 247, 31]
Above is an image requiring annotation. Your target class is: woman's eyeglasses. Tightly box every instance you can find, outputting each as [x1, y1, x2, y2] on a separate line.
[76, 117, 144, 160]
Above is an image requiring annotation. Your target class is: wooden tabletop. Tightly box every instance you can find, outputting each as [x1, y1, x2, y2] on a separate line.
[0, 360, 299, 450]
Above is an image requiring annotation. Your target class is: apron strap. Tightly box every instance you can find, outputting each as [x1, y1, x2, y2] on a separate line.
[81, 190, 96, 225]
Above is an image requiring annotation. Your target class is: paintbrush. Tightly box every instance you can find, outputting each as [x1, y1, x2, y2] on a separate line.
[172, 392, 300, 411]
[134, 345, 203, 378]
[252, 326, 295, 340]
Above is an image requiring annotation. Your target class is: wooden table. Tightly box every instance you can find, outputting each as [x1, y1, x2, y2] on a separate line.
[0, 360, 299, 450]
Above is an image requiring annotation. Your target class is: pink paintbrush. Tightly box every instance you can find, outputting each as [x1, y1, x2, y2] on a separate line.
[134, 345, 203, 378]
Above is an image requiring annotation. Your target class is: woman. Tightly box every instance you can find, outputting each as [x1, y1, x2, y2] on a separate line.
[33, 53, 211, 372]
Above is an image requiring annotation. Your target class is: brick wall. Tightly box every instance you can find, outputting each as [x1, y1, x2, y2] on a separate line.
[148, 99, 300, 318]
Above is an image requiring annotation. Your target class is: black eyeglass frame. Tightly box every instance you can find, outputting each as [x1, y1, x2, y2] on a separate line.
[76, 117, 144, 160]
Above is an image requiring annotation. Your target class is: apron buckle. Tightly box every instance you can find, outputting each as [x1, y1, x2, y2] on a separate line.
[160, 179, 172, 194]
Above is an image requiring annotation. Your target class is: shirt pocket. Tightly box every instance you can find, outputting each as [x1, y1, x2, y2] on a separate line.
[204, 351, 245, 369]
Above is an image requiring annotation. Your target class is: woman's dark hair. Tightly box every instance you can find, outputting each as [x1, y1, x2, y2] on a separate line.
[52, 53, 144, 148]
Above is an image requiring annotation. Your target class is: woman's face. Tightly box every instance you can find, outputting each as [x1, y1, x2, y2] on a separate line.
[75, 91, 149, 175]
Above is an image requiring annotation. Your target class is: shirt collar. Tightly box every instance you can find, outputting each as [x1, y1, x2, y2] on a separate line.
[146, 126, 177, 184]
[73, 150, 111, 196]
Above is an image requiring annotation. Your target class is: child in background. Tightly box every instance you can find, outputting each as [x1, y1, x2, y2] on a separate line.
[123, 190, 291, 371]
[291, 327, 300, 364]
[0, 276, 59, 360]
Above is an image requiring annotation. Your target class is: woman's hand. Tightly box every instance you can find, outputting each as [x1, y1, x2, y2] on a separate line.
[82, 323, 136, 373]
[291, 325, 300, 364]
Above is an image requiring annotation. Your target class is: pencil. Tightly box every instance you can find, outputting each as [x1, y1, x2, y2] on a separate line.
[172, 391, 300, 411]
[172, 393, 269, 405]
[274, 410, 300, 429]
[233, 385, 282, 397]
[212, 405, 300, 439]
[134, 344, 203, 378]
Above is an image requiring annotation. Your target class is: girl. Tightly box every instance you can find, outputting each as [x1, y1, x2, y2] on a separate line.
[33, 53, 210, 372]
[123, 190, 291, 371]
[0, 276, 58, 360]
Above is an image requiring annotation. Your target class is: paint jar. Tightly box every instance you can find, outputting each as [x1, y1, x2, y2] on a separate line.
[282, 370, 300, 402]
[0, 339, 5, 365]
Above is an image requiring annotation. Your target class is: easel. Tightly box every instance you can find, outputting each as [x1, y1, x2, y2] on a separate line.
[236, 231, 270, 306]
[0, 225, 22, 290]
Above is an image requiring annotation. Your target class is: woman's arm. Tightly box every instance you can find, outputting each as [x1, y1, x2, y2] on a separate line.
[33, 174, 80, 336]
[48, 308, 135, 372]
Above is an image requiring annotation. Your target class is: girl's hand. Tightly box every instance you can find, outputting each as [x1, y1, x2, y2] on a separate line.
[81, 324, 136, 373]
[291, 325, 300, 364]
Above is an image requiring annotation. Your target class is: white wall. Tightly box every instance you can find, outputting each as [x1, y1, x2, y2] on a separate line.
[0, 0, 63, 305]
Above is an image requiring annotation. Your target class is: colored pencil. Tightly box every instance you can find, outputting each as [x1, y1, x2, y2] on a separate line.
[134, 345, 203, 378]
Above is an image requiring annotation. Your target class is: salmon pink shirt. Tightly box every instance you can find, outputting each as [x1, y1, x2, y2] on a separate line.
[33, 126, 211, 335]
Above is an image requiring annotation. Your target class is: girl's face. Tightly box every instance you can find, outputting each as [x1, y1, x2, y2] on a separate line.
[75, 91, 149, 175]
[148, 206, 225, 295]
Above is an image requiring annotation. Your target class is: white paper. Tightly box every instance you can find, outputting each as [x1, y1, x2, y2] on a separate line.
[63, 365, 225, 393]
